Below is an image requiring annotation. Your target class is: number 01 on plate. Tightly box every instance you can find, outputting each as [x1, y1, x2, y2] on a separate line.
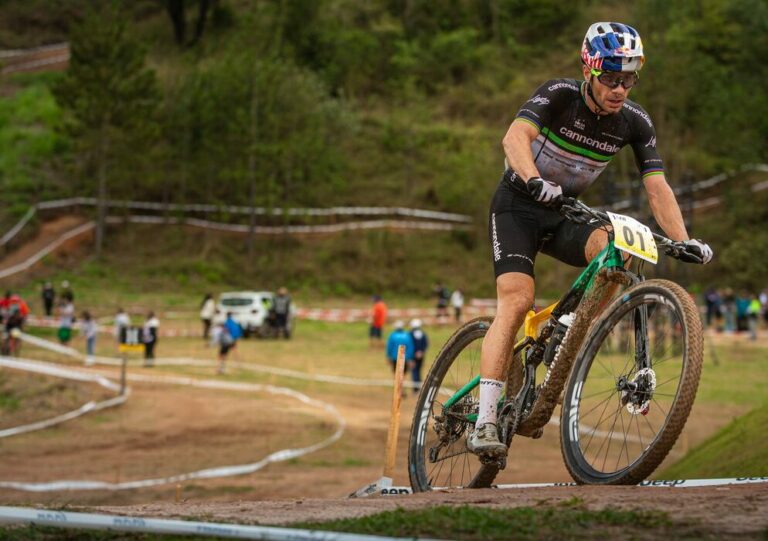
[606, 211, 658, 264]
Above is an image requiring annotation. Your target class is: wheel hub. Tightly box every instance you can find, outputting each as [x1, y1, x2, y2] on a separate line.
[618, 368, 656, 415]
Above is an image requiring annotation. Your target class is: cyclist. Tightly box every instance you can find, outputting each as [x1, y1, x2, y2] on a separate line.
[468, 22, 713, 457]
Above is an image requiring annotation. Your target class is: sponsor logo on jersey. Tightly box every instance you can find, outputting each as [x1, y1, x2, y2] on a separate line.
[547, 82, 579, 92]
[622, 102, 653, 128]
[559, 127, 620, 153]
[645, 136, 656, 148]
[574, 119, 586, 131]
[529, 94, 550, 106]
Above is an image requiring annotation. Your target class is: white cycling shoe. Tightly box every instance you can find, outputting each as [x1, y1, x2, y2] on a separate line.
[467, 423, 507, 457]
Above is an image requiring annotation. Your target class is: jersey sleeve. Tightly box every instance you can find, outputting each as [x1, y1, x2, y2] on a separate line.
[515, 79, 580, 132]
[627, 103, 665, 179]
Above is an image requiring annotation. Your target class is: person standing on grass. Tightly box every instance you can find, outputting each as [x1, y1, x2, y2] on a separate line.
[80, 311, 98, 366]
[41, 282, 56, 317]
[57, 297, 75, 345]
[212, 322, 235, 375]
[142, 311, 160, 366]
[273, 287, 292, 339]
[386, 320, 414, 374]
[200, 293, 215, 340]
[224, 312, 243, 361]
[114, 307, 131, 344]
[369, 295, 388, 349]
[409, 319, 429, 395]
[450, 288, 465, 323]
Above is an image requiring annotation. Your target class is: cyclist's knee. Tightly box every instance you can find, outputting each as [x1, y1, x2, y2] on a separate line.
[495, 273, 534, 320]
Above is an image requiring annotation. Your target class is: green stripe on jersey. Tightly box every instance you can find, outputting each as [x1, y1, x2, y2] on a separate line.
[541, 127, 613, 162]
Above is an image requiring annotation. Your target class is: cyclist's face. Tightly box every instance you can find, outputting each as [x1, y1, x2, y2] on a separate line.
[582, 65, 632, 114]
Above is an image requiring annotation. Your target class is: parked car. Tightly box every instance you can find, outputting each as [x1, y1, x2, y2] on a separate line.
[212, 291, 295, 338]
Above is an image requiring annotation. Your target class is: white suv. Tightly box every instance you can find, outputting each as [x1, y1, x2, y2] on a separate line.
[213, 291, 274, 336]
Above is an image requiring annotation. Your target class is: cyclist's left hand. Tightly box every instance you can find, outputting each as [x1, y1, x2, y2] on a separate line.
[680, 239, 713, 264]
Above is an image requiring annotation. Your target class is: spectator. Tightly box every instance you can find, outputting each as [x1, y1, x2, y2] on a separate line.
[761, 289, 768, 328]
[211, 322, 235, 375]
[450, 288, 465, 323]
[224, 312, 243, 360]
[57, 297, 75, 345]
[114, 308, 131, 343]
[60, 280, 74, 302]
[386, 320, 414, 375]
[703, 287, 721, 329]
[142, 311, 160, 366]
[272, 287, 292, 339]
[721, 288, 736, 333]
[41, 282, 56, 317]
[736, 291, 751, 332]
[369, 295, 388, 348]
[409, 319, 429, 395]
[200, 293, 215, 340]
[80, 311, 98, 366]
[433, 284, 451, 321]
[748, 295, 761, 341]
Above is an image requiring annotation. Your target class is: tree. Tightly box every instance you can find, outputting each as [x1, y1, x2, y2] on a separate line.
[54, 7, 159, 256]
[161, 0, 218, 47]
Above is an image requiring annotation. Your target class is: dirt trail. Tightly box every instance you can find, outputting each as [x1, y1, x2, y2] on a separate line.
[95, 483, 767, 536]
[0, 215, 91, 280]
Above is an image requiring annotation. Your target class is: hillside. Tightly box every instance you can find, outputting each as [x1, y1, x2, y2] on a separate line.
[1, 0, 767, 293]
[661, 403, 768, 479]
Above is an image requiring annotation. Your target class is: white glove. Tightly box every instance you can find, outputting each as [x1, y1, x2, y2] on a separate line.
[526, 176, 563, 205]
[684, 239, 713, 264]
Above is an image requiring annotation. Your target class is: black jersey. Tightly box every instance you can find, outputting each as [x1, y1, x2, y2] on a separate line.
[514, 79, 664, 196]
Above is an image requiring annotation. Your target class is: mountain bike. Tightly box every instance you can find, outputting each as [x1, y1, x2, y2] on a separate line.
[408, 197, 704, 489]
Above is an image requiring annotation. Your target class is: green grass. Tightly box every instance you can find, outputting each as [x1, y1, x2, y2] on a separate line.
[0, 504, 712, 541]
[661, 403, 768, 479]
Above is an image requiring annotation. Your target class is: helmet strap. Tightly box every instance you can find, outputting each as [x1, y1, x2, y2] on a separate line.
[584, 78, 607, 115]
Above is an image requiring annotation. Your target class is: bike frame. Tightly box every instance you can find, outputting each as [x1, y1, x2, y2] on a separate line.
[442, 236, 630, 413]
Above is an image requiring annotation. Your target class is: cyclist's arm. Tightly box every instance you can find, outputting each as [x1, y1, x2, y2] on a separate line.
[644, 174, 689, 241]
[502, 119, 541, 181]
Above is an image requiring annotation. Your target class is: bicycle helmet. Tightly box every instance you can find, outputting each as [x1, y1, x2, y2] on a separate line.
[581, 22, 645, 72]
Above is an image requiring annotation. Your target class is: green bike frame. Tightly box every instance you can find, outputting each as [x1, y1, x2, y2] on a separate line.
[442, 239, 627, 413]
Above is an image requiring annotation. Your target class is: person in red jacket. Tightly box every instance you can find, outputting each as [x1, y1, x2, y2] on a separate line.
[369, 295, 388, 349]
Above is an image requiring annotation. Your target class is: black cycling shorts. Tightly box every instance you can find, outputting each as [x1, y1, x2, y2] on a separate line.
[488, 171, 598, 278]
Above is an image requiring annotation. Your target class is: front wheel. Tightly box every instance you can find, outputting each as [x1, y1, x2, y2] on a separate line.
[408, 317, 523, 492]
[560, 279, 703, 484]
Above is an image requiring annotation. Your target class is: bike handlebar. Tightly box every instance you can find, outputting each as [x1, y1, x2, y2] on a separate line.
[556, 196, 704, 263]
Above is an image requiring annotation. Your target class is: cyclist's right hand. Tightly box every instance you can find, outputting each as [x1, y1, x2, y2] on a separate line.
[527, 176, 563, 205]
[679, 239, 713, 264]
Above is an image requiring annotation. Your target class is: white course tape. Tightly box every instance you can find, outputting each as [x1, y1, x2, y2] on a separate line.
[0, 356, 127, 438]
[0, 363, 345, 492]
[0, 506, 421, 541]
[0, 221, 95, 279]
[370, 477, 768, 496]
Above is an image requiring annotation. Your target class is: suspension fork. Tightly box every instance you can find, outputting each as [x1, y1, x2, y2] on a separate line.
[634, 305, 651, 370]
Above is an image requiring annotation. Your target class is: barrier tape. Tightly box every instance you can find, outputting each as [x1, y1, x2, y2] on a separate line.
[0, 506, 422, 541]
[0, 198, 473, 247]
[0, 221, 95, 279]
[0, 356, 345, 492]
[0, 356, 127, 439]
[370, 477, 768, 496]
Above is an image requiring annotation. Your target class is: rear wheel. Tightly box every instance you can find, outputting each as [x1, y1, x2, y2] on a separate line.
[408, 317, 523, 491]
[560, 280, 703, 484]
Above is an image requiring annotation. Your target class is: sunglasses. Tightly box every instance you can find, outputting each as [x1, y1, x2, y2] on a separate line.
[590, 68, 639, 89]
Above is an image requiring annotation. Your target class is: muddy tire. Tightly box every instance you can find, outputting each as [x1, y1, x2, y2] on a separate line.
[560, 279, 703, 484]
[408, 317, 524, 491]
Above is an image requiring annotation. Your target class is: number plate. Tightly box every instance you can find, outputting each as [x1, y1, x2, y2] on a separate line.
[607, 211, 658, 264]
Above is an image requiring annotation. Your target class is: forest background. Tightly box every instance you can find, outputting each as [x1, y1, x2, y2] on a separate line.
[0, 0, 766, 297]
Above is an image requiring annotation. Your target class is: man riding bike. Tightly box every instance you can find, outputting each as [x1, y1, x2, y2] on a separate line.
[468, 22, 713, 457]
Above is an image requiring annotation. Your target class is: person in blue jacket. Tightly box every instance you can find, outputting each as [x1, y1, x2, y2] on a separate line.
[385, 320, 414, 374]
[224, 312, 243, 358]
[409, 319, 429, 395]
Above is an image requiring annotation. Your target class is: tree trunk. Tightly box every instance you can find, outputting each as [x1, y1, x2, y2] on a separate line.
[95, 130, 109, 258]
[246, 65, 259, 259]
[191, 0, 215, 45]
[165, 0, 186, 46]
